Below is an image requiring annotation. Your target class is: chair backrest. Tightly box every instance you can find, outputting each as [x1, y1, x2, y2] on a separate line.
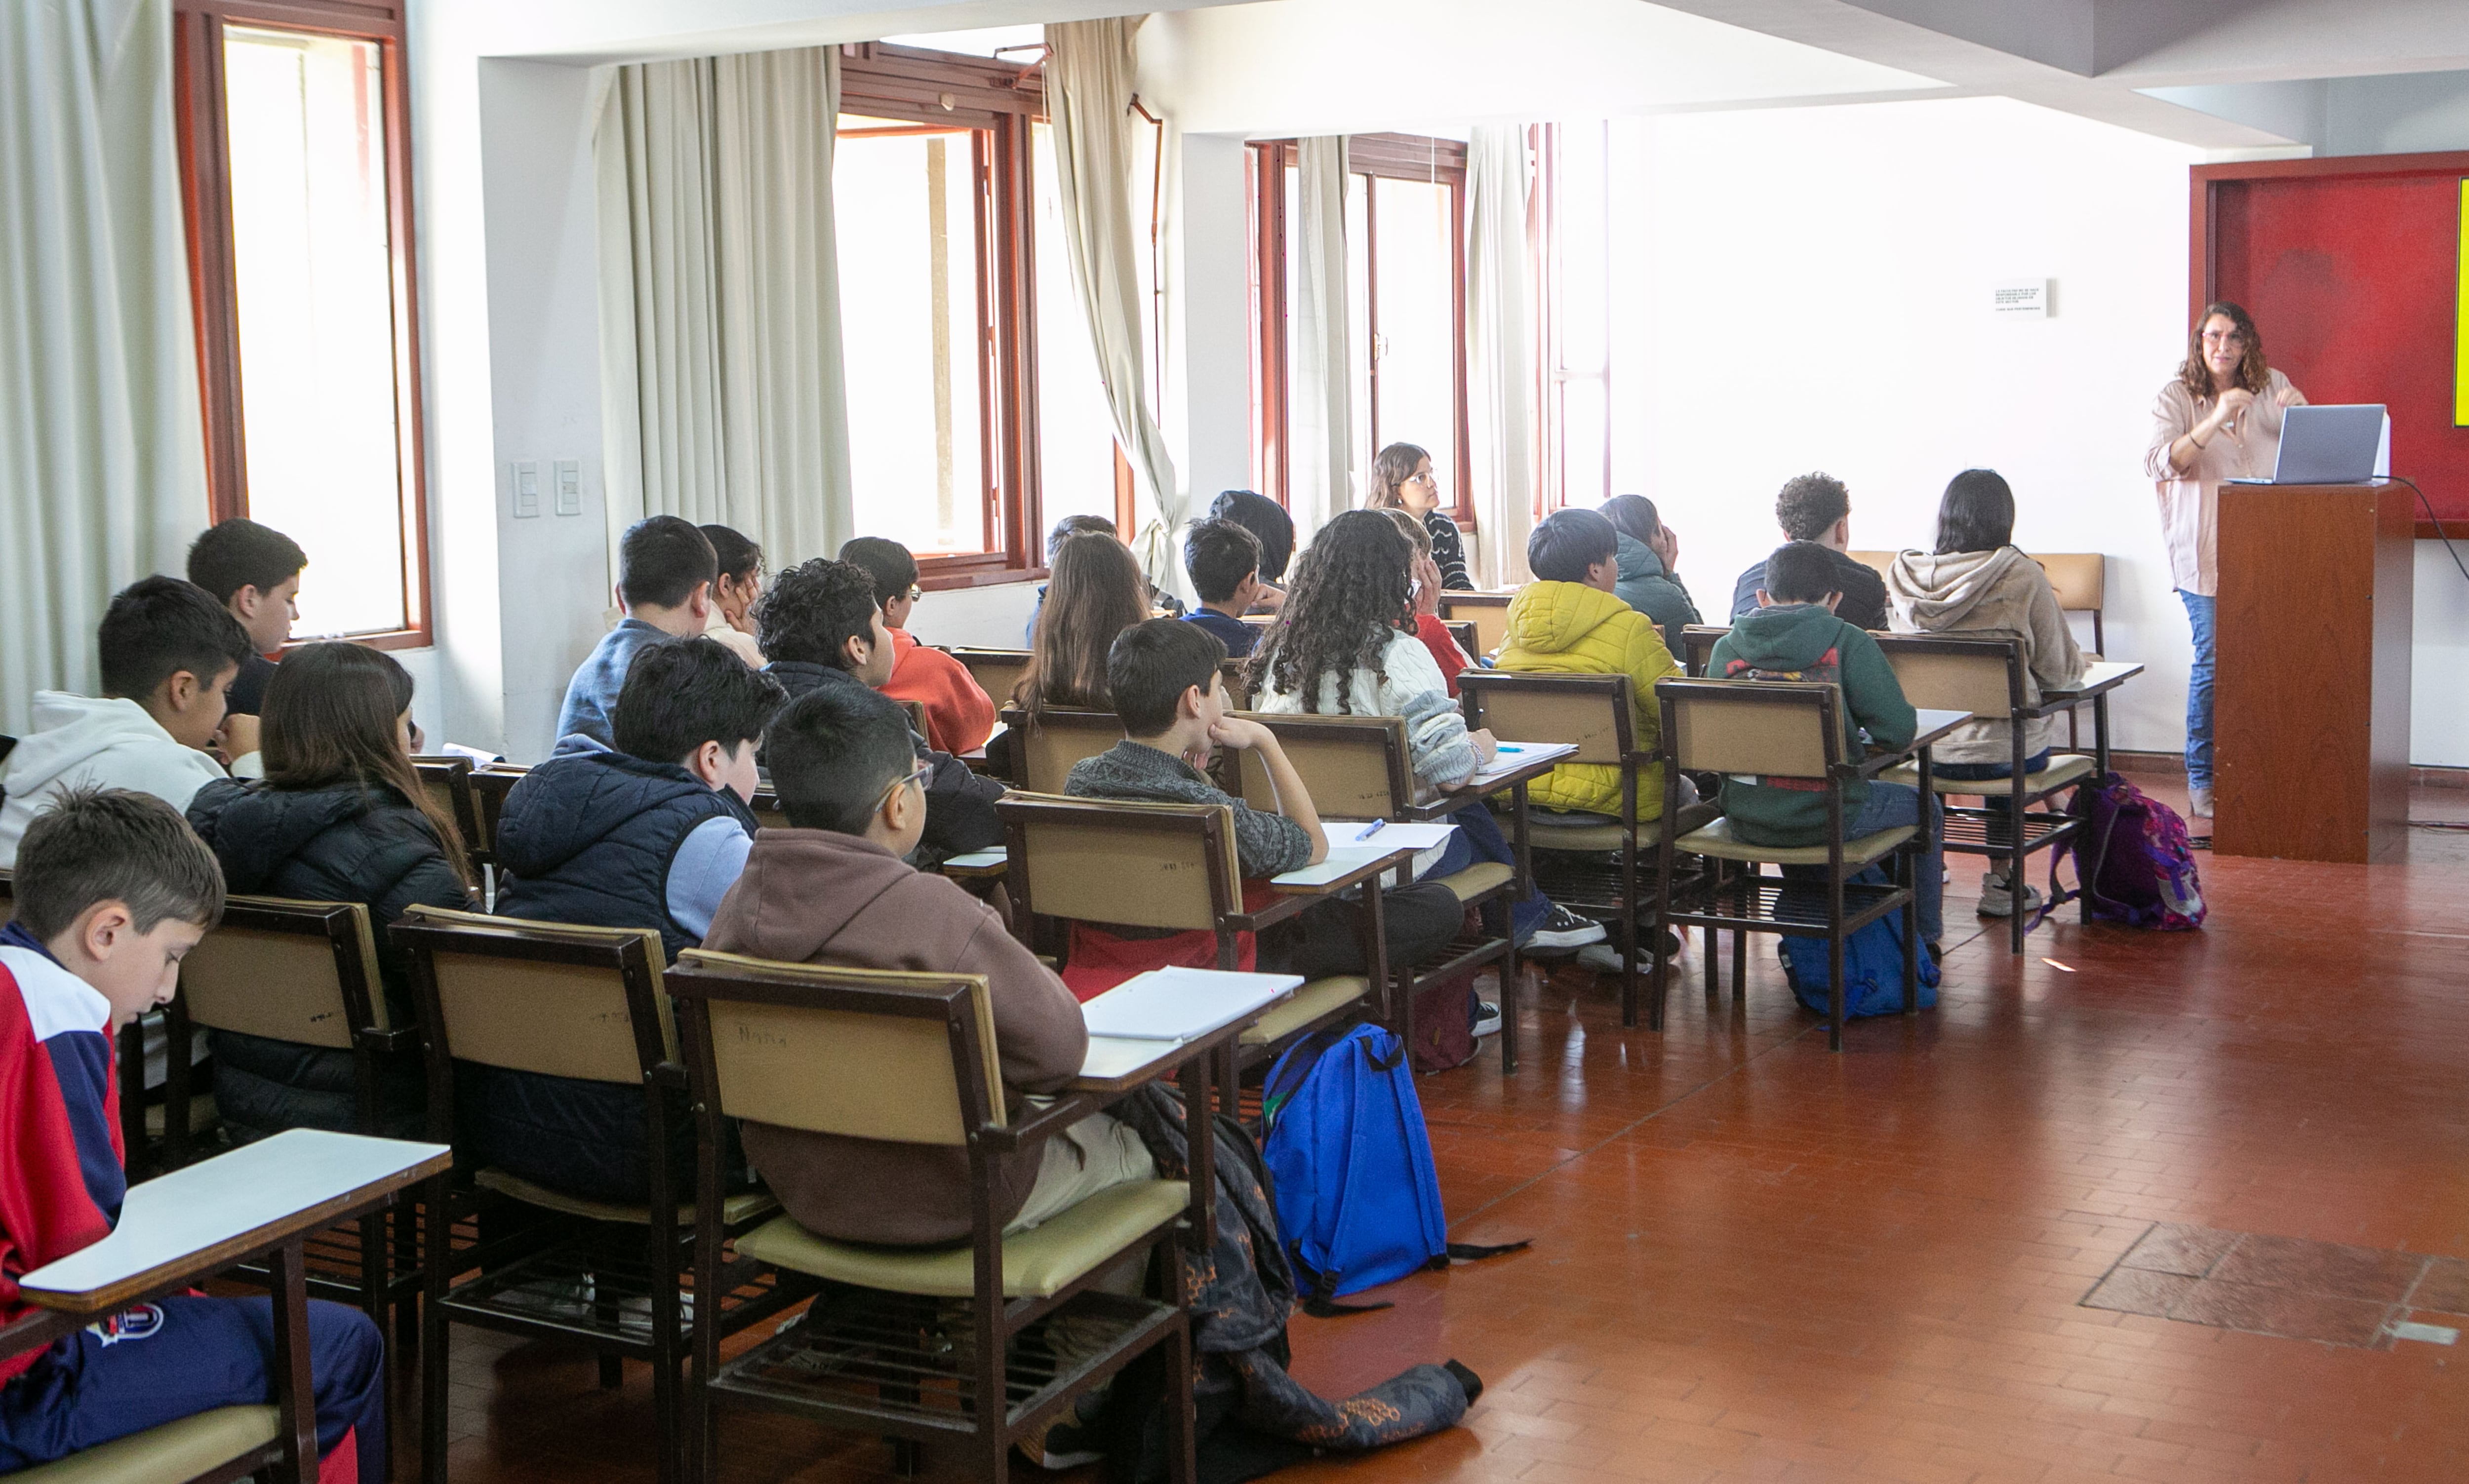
[1847, 549, 1899, 582]
[1231, 712, 1413, 820]
[1434, 591, 1513, 657]
[1678, 625, 1730, 678]
[670, 952, 1003, 1145]
[1870, 633, 2025, 721]
[178, 897, 388, 1049]
[392, 905, 672, 1085]
[410, 755, 486, 870]
[467, 765, 528, 858]
[998, 705, 1127, 795]
[2035, 551, 2106, 650]
[1444, 620, 1478, 663]
[1656, 677, 1841, 781]
[951, 648, 1032, 709]
[1457, 671, 1635, 768]
[1218, 658, 1251, 710]
[997, 793, 1241, 934]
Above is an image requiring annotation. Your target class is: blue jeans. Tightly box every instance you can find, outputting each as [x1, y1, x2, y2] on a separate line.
[1780, 782, 1943, 946]
[1420, 805, 1550, 943]
[2178, 589, 2215, 788]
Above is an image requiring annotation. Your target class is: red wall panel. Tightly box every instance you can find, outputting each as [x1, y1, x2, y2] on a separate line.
[2199, 153, 2469, 532]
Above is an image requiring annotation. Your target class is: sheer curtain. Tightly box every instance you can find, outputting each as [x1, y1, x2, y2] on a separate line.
[1464, 124, 1538, 587]
[0, 0, 206, 732]
[595, 45, 851, 572]
[1044, 17, 1183, 591]
[1289, 136, 1352, 540]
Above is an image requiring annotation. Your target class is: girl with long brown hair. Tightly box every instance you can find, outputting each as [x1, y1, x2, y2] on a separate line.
[185, 641, 475, 1138]
[1364, 440, 1472, 590]
[1014, 531, 1151, 721]
[2142, 299, 2306, 819]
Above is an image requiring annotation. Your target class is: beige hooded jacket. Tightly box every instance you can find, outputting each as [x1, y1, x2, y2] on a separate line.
[1885, 547, 2087, 766]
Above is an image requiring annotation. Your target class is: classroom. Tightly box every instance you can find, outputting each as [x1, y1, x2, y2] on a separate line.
[3, 1, 2469, 1482]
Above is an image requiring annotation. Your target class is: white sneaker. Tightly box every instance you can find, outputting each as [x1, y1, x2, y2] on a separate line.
[1978, 872, 2043, 918]
[2187, 783, 2214, 818]
[1471, 1001, 1503, 1038]
[1522, 904, 1607, 951]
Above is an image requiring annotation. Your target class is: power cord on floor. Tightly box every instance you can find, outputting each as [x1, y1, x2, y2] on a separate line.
[2386, 474, 2469, 587]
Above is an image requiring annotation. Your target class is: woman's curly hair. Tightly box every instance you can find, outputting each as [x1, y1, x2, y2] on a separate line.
[2176, 300, 2270, 402]
[1248, 509, 1414, 712]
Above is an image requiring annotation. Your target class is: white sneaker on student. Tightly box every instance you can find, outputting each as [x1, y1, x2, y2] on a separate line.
[1977, 871, 2043, 917]
[1471, 1001, 1503, 1038]
[2187, 783, 2215, 819]
[1523, 904, 1607, 951]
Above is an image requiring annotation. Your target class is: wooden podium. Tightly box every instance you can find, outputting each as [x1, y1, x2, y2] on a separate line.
[2215, 480, 2413, 863]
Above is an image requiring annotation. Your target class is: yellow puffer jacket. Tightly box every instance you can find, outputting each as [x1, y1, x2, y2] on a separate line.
[1492, 580, 1683, 819]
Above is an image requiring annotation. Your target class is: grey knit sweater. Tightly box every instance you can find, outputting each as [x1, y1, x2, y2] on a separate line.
[1064, 740, 1312, 878]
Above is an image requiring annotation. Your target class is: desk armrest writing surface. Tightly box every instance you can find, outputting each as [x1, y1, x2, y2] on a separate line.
[2040, 661, 2143, 703]
[18, 1130, 452, 1315]
[1268, 844, 1418, 895]
[1406, 752, 1569, 821]
[1850, 708, 1973, 780]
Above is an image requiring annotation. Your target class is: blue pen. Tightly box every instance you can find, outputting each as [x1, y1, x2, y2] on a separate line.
[1494, 744, 1524, 753]
[1357, 819, 1388, 841]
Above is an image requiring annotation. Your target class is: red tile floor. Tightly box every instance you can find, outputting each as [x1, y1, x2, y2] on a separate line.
[417, 773, 2469, 1484]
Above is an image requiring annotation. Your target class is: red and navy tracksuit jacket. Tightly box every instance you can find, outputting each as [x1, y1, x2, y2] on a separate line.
[0, 921, 386, 1482]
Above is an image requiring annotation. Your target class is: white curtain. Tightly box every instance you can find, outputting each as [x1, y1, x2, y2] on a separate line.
[1464, 124, 1538, 588]
[1044, 18, 1183, 590]
[0, 0, 206, 733]
[595, 46, 851, 573]
[1289, 136, 1352, 540]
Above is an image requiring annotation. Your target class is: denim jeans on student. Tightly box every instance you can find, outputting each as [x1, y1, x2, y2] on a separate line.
[1932, 749, 2051, 879]
[1779, 781, 1943, 946]
[1419, 804, 1551, 943]
[2178, 589, 2216, 789]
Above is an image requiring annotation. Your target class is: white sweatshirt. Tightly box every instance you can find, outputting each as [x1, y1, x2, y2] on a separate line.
[0, 693, 234, 867]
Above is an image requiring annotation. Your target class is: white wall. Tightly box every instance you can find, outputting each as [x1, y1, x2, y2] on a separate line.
[2416, 544, 2469, 767]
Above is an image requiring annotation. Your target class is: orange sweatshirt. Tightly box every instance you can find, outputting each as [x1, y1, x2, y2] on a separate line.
[881, 627, 997, 755]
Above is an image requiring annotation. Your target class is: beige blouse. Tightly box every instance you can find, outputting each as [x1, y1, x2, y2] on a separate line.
[2142, 368, 2304, 596]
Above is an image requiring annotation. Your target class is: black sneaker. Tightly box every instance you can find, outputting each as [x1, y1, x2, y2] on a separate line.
[1522, 903, 1607, 952]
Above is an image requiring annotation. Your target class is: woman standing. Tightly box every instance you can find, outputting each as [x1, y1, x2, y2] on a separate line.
[2143, 301, 2304, 819]
[1365, 442, 1472, 590]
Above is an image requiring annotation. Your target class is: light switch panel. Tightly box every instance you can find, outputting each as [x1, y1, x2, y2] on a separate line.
[512, 461, 539, 518]
[554, 460, 582, 516]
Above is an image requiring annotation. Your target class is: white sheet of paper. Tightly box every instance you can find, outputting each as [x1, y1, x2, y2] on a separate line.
[1341, 820, 1456, 849]
[1466, 741, 1578, 788]
[940, 849, 1006, 870]
[1078, 967, 1301, 1042]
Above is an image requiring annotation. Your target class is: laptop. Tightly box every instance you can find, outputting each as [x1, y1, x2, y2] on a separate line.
[2225, 403, 2389, 485]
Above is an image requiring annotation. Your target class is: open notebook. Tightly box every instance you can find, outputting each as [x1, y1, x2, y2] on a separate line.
[1466, 741, 1577, 789]
[1080, 966, 1301, 1042]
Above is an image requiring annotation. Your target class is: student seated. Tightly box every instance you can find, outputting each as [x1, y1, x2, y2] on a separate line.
[1886, 469, 2087, 917]
[1016, 532, 1151, 722]
[185, 516, 306, 737]
[1025, 513, 1182, 643]
[1180, 518, 1268, 658]
[837, 536, 997, 754]
[755, 558, 1004, 866]
[186, 643, 476, 1142]
[1365, 441, 1472, 590]
[483, 638, 785, 1203]
[0, 577, 257, 868]
[1599, 495, 1702, 638]
[0, 789, 385, 1481]
[1062, 618, 1462, 997]
[699, 680, 1125, 1249]
[1249, 510, 1605, 980]
[1207, 487, 1293, 611]
[1728, 473, 1889, 630]
[1711, 541, 1943, 950]
[555, 515, 721, 748]
[698, 522, 768, 668]
[1374, 506, 1477, 695]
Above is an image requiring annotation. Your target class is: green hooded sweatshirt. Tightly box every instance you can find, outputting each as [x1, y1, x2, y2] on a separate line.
[1706, 603, 1916, 846]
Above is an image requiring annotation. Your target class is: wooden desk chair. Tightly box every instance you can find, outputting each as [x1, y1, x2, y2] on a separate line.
[1444, 620, 1480, 666]
[1228, 713, 1520, 1072]
[466, 764, 527, 860]
[998, 793, 1378, 1079]
[951, 647, 1033, 711]
[997, 704, 1126, 794]
[409, 754, 486, 875]
[1456, 672, 1717, 1028]
[667, 951, 1197, 1484]
[392, 907, 791, 1484]
[1678, 625, 1730, 678]
[175, 897, 426, 1345]
[2032, 552, 2107, 747]
[1650, 679, 1924, 1051]
[1870, 634, 2094, 953]
[1434, 591, 1513, 657]
[1218, 657, 1251, 709]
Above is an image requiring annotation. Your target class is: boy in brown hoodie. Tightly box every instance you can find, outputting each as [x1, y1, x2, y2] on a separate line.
[699, 678, 1148, 1250]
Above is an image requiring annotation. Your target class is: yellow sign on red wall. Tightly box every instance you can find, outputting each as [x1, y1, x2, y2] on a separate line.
[2458, 179, 2469, 425]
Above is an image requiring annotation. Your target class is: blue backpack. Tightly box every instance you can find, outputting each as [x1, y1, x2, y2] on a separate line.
[1778, 880, 1941, 1019]
[1258, 1024, 1449, 1304]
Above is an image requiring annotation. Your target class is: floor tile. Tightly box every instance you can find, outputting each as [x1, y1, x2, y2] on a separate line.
[2116, 1221, 2242, 1278]
[2080, 1266, 2200, 1317]
[2164, 1279, 2398, 1347]
[2206, 1232, 2429, 1302]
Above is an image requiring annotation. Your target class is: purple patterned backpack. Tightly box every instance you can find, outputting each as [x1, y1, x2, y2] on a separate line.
[2055, 773, 2206, 930]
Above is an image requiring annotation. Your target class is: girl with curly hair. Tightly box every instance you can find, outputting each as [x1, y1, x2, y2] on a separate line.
[1250, 511, 1603, 968]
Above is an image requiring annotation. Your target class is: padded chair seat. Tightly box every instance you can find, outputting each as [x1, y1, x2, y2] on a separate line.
[1240, 975, 1369, 1046]
[142, 1091, 219, 1139]
[736, 1178, 1192, 1300]
[1434, 862, 1513, 903]
[10, 1405, 279, 1484]
[1673, 817, 1915, 867]
[1524, 801, 1723, 854]
[475, 1168, 778, 1228]
[1881, 752, 2097, 796]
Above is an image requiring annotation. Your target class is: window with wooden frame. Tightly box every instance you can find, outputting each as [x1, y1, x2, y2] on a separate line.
[174, 0, 428, 646]
[833, 42, 1123, 589]
[1248, 133, 1472, 526]
[1536, 120, 1651, 514]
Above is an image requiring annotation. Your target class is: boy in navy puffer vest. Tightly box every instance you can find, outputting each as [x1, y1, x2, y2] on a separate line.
[477, 637, 786, 1203]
